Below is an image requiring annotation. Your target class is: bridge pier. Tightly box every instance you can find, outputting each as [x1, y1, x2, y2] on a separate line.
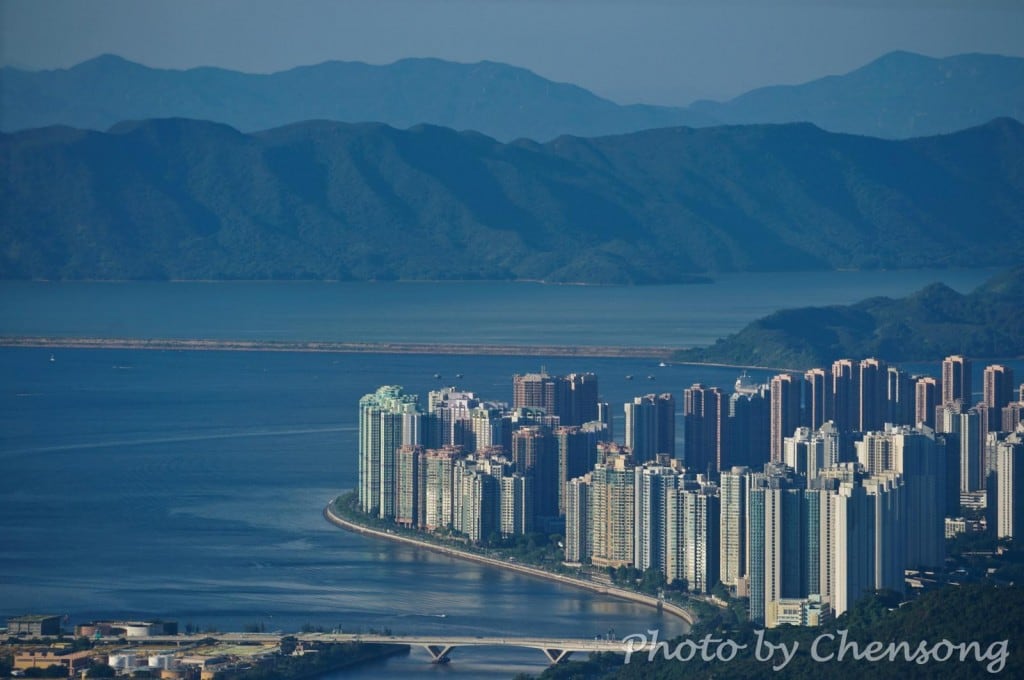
[541, 648, 573, 664]
[423, 644, 454, 663]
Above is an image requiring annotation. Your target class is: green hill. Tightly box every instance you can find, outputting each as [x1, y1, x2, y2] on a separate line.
[675, 267, 1024, 367]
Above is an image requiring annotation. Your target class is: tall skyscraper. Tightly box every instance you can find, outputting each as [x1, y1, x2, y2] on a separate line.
[726, 386, 771, 470]
[511, 426, 558, 521]
[635, 463, 683, 574]
[719, 466, 750, 587]
[858, 426, 945, 569]
[770, 374, 802, 463]
[681, 483, 721, 594]
[804, 368, 831, 431]
[831, 359, 859, 433]
[959, 409, 984, 493]
[499, 473, 534, 537]
[590, 454, 635, 568]
[428, 388, 479, 448]
[564, 372, 600, 427]
[395, 444, 424, 527]
[468, 404, 507, 453]
[455, 463, 499, 544]
[784, 427, 828, 484]
[597, 401, 614, 441]
[555, 426, 597, 515]
[984, 365, 1016, 430]
[513, 372, 559, 413]
[746, 463, 805, 625]
[564, 474, 591, 563]
[915, 376, 939, 429]
[512, 371, 598, 427]
[858, 358, 887, 432]
[359, 385, 423, 518]
[828, 471, 905, 617]
[942, 355, 972, 406]
[423, 446, 460, 530]
[1004, 402, 1024, 434]
[624, 393, 675, 463]
[683, 383, 723, 477]
[886, 366, 914, 426]
[995, 434, 1024, 539]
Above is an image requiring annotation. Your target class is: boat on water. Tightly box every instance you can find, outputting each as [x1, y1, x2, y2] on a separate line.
[658, 361, 667, 367]
[734, 370, 762, 396]
[48, 353, 56, 363]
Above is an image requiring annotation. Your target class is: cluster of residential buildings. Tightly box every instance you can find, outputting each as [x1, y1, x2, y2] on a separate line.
[357, 357, 1024, 628]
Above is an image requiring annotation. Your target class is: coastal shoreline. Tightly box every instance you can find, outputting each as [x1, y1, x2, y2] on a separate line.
[322, 502, 696, 627]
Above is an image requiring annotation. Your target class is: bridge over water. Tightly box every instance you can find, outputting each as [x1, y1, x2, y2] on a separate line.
[306, 632, 637, 664]
[132, 631, 644, 665]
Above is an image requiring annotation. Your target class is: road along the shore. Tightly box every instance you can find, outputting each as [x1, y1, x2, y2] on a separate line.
[323, 503, 695, 626]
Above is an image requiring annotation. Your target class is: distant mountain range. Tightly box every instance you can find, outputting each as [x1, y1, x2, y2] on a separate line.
[1, 51, 1022, 141]
[2, 117, 1022, 282]
[0, 54, 714, 142]
[692, 51, 1024, 139]
[673, 267, 1024, 367]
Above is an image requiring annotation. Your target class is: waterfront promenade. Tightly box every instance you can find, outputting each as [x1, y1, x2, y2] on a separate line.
[322, 502, 696, 627]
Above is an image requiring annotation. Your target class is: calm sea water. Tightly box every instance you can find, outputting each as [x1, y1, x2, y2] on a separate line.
[0, 270, 1014, 678]
[0, 268, 998, 348]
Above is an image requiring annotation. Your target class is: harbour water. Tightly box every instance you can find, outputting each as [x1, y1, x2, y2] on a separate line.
[0, 269, 1013, 678]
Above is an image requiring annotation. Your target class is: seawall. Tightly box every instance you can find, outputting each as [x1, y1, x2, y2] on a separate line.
[323, 503, 695, 627]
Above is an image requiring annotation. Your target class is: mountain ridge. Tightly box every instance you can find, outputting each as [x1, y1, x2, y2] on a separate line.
[2, 117, 1022, 283]
[2, 51, 1022, 141]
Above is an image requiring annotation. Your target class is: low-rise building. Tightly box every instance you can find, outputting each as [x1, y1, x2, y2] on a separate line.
[14, 649, 94, 675]
[7, 614, 61, 636]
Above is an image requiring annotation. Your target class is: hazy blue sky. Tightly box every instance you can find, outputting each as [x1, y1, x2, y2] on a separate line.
[2, 0, 1022, 105]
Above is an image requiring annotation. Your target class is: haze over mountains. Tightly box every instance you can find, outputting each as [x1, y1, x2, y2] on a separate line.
[2, 51, 1022, 141]
[3, 117, 1022, 283]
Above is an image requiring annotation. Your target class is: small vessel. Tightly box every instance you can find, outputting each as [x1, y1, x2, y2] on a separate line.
[647, 375, 655, 381]
[658, 361, 667, 367]
[433, 373, 442, 379]
[455, 374, 463, 379]
[625, 375, 633, 380]
[49, 353, 56, 363]
[734, 370, 761, 396]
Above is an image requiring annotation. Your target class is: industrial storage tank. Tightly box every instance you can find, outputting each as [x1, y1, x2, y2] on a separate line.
[108, 653, 137, 670]
[149, 654, 178, 670]
[122, 623, 155, 637]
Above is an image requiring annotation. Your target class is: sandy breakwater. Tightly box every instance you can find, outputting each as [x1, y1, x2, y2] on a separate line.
[0, 336, 676, 359]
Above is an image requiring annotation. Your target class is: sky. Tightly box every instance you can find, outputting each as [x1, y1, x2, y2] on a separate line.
[1, 0, 1023, 105]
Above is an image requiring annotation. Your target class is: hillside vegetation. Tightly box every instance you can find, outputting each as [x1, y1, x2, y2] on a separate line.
[2, 118, 1022, 283]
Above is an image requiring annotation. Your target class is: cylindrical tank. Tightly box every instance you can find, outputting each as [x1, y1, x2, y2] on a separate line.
[148, 654, 177, 669]
[108, 653, 136, 669]
[122, 624, 153, 638]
